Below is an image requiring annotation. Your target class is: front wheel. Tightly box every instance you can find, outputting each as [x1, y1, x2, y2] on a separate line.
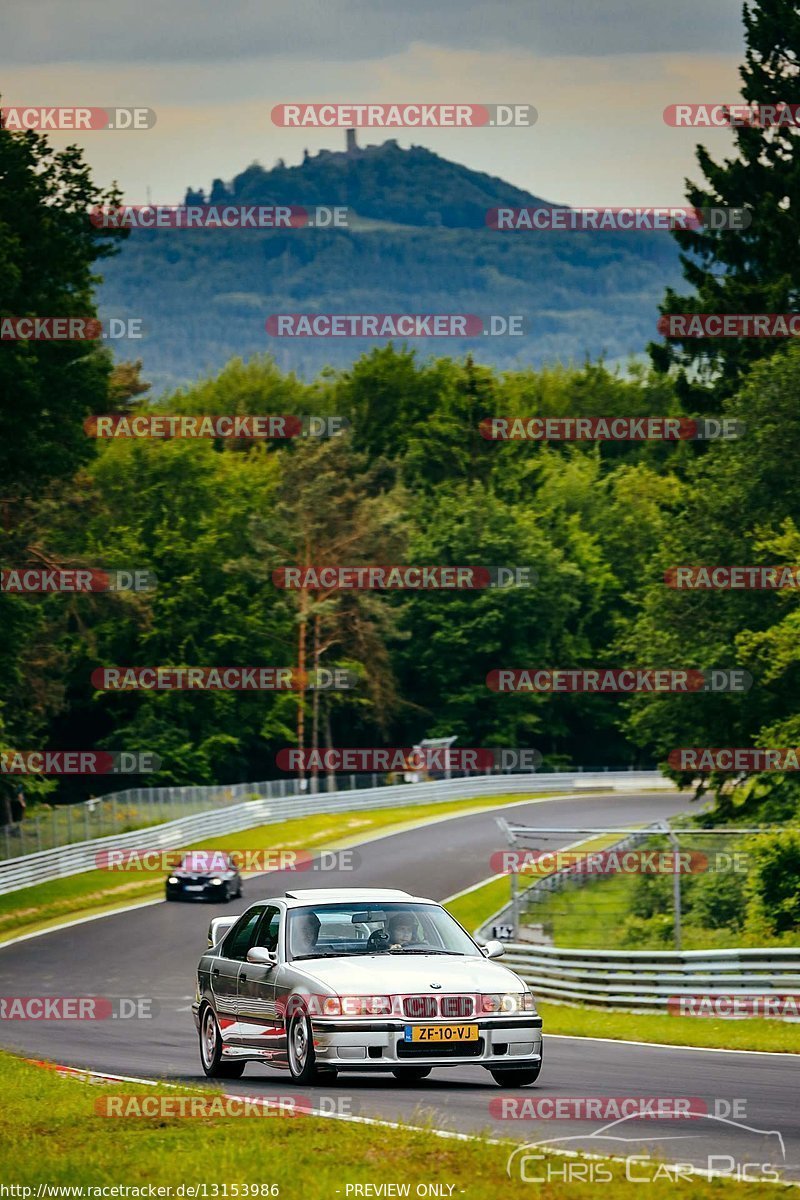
[490, 1063, 541, 1087]
[199, 1005, 246, 1078]
[391, 1067, 431, 1083]
[287, 1011, 321, 1084]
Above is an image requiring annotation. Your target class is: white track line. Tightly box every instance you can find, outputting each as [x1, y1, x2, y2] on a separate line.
[546, 1032, 800, 1058]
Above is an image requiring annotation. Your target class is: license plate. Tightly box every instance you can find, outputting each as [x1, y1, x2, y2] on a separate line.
[184, 884, 204, 891]
[404, 1024, 479, 1043]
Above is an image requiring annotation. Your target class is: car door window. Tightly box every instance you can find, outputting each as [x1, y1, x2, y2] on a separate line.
[252, 905, 281, 953]
[222, 909, 263, 961]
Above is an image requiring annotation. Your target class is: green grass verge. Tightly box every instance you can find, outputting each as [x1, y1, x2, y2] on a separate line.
[0, 1051, 782, 1196]
[443, 871, 800, 1055]
[0, 792, 547, 942]
[447, 875, 510, 936]
[538, 1002, 800, 1053]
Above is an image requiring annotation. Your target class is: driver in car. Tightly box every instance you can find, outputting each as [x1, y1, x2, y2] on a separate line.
[387, 912, 416, 950]
[292, 911, 321, 956]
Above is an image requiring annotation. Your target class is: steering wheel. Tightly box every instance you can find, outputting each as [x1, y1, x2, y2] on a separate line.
[367, 929, 391, 951]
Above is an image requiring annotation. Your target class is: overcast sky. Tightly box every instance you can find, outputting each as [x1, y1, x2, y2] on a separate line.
[2, 0, 746, 205]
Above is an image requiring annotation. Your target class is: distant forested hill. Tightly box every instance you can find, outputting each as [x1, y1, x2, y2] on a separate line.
[98, 140, 682, 392]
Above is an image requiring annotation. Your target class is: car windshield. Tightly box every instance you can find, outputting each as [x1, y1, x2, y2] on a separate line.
[287, 902, 478, 960]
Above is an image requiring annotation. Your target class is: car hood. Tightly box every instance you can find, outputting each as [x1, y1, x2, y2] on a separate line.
[295, 953, 525, 994]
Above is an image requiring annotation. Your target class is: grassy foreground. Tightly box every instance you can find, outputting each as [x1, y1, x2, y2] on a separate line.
[444, 874, 800, 1055]
[0, 1052, 783, 1197]
[0, 792, 546, 942]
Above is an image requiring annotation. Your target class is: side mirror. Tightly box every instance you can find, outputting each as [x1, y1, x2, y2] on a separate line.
[247, 946, 277, 967]
[208, 915, 236, 949]
[482, 940, 506, 960]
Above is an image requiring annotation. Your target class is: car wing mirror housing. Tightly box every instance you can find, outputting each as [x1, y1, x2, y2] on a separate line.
[208, 916, 236, 948]
[482, 940, 506, 960]
[247, 947, 278, 966]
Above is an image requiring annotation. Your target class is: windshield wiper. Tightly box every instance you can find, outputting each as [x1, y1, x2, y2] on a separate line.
[392, 949, 463, 955]
[291, 952, 353, 960]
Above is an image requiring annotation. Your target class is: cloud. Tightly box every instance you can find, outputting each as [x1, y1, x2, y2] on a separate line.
[2, 0, 744, 66]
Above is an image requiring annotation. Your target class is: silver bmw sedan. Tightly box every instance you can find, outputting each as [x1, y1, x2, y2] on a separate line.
[193, 887, 543, 1087]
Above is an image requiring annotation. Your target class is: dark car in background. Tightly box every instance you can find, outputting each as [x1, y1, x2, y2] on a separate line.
[166, 851, 242, 903]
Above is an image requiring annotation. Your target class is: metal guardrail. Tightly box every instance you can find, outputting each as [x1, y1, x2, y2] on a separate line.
[0, 770, 670, 895]
[497, 943, 800, 1010]
[1, 764, 667, 862]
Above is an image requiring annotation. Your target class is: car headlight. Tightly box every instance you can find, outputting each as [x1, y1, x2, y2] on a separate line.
[481, 992, 537, 1014]
[320, 995, 393, 1016]
[167, 876, 179, 884]
[210, 878, 224, 885]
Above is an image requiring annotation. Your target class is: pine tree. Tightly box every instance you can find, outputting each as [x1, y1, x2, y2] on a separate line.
[650, 0, 800, 405]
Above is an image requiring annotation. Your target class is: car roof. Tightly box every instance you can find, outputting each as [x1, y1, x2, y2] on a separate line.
[283, 888, 418, 905]
[240, 888, 437, 909]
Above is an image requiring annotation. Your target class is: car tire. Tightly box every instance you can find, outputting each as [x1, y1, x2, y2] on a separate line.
[490, 1063, 542, 1087]
[220, 884, 230, 903]
[199, 1005, 246, 1078]
[286, 1010, 321, 1084]
[391, 1067, 432, 1083]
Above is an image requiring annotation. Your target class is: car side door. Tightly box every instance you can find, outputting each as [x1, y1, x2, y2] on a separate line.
[211, 906, 264, 1043]
[236, 905, 284, 1057]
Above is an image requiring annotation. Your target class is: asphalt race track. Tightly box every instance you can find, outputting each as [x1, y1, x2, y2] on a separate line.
[0, 791, 796, 1183]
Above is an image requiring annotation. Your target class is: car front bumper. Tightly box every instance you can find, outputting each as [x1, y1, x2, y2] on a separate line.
[167, 881, 228, 900]
[309, 1016, 543, 1068]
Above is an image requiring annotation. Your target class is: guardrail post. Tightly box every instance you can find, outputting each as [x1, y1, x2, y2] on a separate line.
[511, 870, 519, 937]
[665, 823, 682, 951]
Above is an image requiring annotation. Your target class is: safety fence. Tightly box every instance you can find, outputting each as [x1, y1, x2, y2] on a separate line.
[0, 770, 669, 895]
[496, 942, 800, 1011]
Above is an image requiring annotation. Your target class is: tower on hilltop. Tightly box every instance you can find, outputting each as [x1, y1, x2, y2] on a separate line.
[346, 128, 357, 155]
